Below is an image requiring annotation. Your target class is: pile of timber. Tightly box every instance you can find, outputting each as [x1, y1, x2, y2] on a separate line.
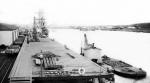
[43, 57, 63, 70]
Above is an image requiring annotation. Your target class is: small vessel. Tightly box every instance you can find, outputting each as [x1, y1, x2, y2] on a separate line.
[82, 33, 147, 79]
[101, 55, 147, 79]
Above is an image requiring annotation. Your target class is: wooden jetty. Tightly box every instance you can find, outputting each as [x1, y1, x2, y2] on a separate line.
[9, 37, 114, 83]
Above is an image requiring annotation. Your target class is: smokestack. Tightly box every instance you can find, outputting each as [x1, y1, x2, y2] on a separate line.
[92, 43, 95, 47]
[84, 33, 88, 48]
[80, 47, 83, 56]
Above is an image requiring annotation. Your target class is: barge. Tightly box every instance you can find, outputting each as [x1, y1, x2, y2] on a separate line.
[102, 55, 146, 79]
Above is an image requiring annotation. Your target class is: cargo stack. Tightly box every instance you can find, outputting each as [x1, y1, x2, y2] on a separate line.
[5, 35, 25, 56]
[43, 57, 63, 70]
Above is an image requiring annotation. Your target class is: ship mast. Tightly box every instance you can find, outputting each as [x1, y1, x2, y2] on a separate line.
[38, 11, 45, 30]
[32, 16, 40, 42]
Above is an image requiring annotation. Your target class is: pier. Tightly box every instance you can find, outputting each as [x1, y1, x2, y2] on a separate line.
[9, 37, 114, 83]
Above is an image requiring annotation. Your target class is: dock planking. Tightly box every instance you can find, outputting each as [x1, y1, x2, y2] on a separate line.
[9, 37, 113, 82]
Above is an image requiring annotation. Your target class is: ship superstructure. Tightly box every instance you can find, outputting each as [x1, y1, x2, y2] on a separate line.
[32, 11, 48, 41]
[81, 34, 103, 61]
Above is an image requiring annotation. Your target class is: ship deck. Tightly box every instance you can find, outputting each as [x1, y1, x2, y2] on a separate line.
[9, 37, 113, 82]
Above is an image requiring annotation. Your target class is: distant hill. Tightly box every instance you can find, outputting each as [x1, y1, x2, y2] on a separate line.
[132, 23, 150, 29]
[0, 23, 18, 31]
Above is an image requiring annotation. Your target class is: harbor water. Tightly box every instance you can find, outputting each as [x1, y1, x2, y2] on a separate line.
[49, 28, 150, 83]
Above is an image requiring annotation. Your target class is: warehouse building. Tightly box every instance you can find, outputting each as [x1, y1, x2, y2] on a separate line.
[0, 23, 19, 46]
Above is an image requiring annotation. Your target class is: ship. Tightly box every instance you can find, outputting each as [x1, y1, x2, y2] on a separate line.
[31, 11, 49, 42]
[81, 33, 147, 79]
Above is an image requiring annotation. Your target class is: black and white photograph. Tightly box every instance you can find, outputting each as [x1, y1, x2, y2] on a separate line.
[0, 0, 150, 83]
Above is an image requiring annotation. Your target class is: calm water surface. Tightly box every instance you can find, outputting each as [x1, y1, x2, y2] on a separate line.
[49, 29, 150, 83]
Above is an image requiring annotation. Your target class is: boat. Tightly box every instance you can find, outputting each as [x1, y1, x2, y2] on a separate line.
[101, 55, 147, 79]
[82, 33, 147, 79]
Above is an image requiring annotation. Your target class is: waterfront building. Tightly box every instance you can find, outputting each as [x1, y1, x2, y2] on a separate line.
[0, 23, 19, 46]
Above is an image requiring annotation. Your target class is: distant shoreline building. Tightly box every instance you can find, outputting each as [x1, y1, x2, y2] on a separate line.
[0, 23, 19, 46]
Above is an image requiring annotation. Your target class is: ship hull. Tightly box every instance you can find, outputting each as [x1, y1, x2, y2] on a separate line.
[102, 56, 147, 79]
[114, 67, 146, 79]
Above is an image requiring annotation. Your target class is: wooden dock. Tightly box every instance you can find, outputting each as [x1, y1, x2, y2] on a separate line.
[9, 37, 114, 83]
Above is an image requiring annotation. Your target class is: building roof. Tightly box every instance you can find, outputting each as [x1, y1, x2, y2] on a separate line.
[0, 23, 18, 31]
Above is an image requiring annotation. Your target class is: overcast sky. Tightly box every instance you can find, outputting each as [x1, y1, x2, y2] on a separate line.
[0, 0, 150, 26]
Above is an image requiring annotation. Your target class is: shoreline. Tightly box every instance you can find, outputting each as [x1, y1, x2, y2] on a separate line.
[100, 28, 150, 33]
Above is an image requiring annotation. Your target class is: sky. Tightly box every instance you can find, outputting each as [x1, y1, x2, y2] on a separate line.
[0, 0, 150, 26]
